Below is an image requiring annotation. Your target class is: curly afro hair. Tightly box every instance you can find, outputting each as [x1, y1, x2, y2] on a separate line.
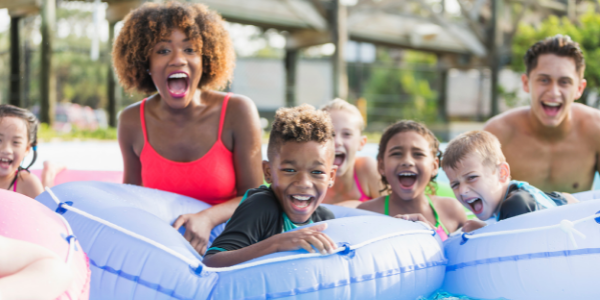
[377, 120, 441, 194]
[267, 104, 334, 161]
[112, 1, 235, 94]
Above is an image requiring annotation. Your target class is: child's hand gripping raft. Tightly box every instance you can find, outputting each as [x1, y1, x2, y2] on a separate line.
[203, 105, 338, 267]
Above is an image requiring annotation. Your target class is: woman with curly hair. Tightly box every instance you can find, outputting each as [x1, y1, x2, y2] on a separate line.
[114, 1, 263, 255]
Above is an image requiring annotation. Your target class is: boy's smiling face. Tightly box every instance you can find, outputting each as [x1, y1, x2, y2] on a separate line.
[263, 140, 337, 223]
[444, 153, 510, 220]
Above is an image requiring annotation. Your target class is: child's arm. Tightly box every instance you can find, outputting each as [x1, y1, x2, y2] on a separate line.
[17, 171, 44, 199]
[203, 223, 336, 268]
[355, 157, 385, 198]
[561, 192, 579, 204]
[0, 236, 73, 300]
[462, 219, 487, 232]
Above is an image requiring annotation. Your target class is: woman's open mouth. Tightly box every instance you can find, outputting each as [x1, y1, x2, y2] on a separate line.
[398, 172, 417, 189]
[541, 101, 562, 117]
[167, 72, 189, 98]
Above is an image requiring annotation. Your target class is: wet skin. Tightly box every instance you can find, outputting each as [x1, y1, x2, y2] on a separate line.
[323, 110, 381, 206]
[485, 54, 600, 193]
[118, 29, 263, 255]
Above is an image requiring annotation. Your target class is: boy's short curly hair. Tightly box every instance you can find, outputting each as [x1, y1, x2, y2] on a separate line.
[267, 104, 334, 161]
[112, 1, 234, 94]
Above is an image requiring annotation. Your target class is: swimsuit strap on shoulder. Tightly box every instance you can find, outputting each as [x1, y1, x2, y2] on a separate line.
[384, 195, 390, 216]
[426, 194, 450, 235]
[354, 169, 370, 201]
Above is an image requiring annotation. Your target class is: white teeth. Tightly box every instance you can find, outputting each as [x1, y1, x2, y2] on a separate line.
[543, 102, 561, 107]
[169, 73, 188, 79]
[466, 198, 480, 204]
[398, 172, 416, 176]
[292, 195, 311, 201]
[0, 158, 11, 163]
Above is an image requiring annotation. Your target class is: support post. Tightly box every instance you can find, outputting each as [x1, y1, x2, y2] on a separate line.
[489, 0, 501, 118]
[40, 0, 56, 124]
[107, 21, 117, 127]
[284, 49, 298, 107]
[9, 16, 21, 107]
[331, 0, 348, 100]
[437, 55, 448, 124]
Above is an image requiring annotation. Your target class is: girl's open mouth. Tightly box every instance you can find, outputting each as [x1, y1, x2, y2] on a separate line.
[334, 152, 345, 168]
[167, 72, 189, 98]
[398, 172, 417, 189]
[541, 101, 562, 117]
[0, 158, 13, 169]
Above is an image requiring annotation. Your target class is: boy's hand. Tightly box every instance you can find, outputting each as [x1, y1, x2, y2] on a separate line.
[173, 212, 214, 255]
[462, 219, 487, 233]
[394, 213, 435, 230]
[271, 223, 337, 255]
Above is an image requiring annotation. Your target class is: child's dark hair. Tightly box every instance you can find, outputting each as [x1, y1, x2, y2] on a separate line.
[377, 120, 441, 194]
[267, 104, 334, 161]
[0, 105, 39, 188]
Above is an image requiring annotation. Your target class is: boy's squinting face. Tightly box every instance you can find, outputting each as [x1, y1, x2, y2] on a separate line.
[264, 140, 337, 223]
[522, 54, 586, 127]
[0, 116, 30, 179]
[329, 110, 366, 177]
[444, 153, 508, 221]
[379, 131, 437, 201]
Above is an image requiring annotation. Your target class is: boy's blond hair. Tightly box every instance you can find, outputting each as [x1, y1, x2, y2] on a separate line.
[441, 130, 506, 171]
[319, 98, 365, 131]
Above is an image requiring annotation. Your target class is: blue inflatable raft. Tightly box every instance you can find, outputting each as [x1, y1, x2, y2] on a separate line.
[36, 181, 447, 300]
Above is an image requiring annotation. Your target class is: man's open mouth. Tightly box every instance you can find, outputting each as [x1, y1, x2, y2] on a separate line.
[398, 172, 417, 189]
[541, 101, 562, 117]
[167, 72, 189, 98]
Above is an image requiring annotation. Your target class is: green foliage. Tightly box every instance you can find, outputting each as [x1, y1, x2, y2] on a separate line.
[38, 123, 117, 141]
[363, 50, 438, 124]
[512, 13, 600, 89]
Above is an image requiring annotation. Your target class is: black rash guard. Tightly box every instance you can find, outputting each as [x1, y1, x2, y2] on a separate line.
[205, 186, 334, 257]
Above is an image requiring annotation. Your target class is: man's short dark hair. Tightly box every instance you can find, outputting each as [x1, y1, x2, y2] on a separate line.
[524, 34, 585, 78]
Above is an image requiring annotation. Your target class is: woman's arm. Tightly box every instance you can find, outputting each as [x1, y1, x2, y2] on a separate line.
[118, 104, 143, 185]
[0, 236, 73, 300]
[173, 95, 264, 255]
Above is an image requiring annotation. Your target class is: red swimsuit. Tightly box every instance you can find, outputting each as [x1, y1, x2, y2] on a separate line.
[139, 94, 237, 205]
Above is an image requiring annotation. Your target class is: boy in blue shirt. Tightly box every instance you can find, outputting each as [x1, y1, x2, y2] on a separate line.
[203, 105, 338, 267]
[442, 130, 577, 232]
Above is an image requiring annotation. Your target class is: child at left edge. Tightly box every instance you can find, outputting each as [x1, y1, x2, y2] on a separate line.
[203, 105, 338, 267]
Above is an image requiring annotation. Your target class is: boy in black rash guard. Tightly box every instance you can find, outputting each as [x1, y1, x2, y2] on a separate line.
[203, 105, 338, 267]
[441, 131, 578, 232]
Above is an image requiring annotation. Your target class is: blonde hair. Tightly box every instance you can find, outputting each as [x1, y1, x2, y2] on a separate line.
[319, 98, 365, 131]
[441, 130, 506, 171]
